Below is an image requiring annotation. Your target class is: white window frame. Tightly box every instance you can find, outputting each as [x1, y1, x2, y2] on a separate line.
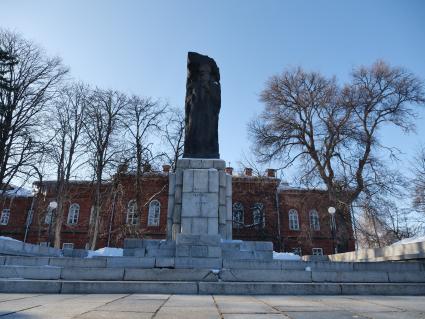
[67, 203, 80, 225]
[312, 247, 323, 256]
[0, 208, 10, 225]
[62, 243, 74, 250]
[232, 202, 244, 228]
[126, 200, 139, 225]
[44, 203, 56, 225]
[148, 200, 161, 226]
[288, 209, 300, 230]
[309, 209, 320, 231]
[252, 203, 265, 228]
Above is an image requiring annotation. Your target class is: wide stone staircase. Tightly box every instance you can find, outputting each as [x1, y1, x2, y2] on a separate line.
[1, 255, 424, 295]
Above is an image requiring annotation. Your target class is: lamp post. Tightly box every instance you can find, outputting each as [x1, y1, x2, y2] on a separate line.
[47, 201, 57, 247]
[328, 206, 337, 254]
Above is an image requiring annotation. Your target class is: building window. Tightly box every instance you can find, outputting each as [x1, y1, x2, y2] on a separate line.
[252, 203, 265, 228]
[62, 243, 74, 249]
[126, 200, 139, 225]
[288, 209, 300, 230]
[0, 209, 10, 225]
[232, 202, 244, 228]
[292, 247, 302, 256]
[67, 203, 80, 225]
[148, 200, 161, 226]
[309, 209, 320, 231]
[44, 203, 56, 224]
[312, 248, 323, 255]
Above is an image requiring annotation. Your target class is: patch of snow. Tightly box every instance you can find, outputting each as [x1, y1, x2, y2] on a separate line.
[273, 251, 301, 261]
[86, 247, 123, 258]
[0, 236, 21, 242]
[391, 236, 425, 246]
[210, 269, 220, 274]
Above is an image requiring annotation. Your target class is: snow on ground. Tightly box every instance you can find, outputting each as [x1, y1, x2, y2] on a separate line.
[273, 251, 301, 261]
[0, 236, 21, 242]
[391, 236, 425, 246]
[87, 247, 123, 258]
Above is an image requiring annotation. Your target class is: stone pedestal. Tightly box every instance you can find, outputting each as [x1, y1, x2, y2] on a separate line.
[167, 158, 232, 241]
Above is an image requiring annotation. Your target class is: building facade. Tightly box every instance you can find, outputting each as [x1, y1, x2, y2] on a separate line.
[0, 166, 355, 255]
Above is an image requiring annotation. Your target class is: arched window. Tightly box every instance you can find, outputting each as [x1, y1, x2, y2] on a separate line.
[252, 203, 265, 228]
[126, 200, 139, 225]
[288, 209, 300, 230]
[148, 200, 161, 226]
[44, 203, 56, 224]
[67, 203, 80, 225]
[309, 209, 320, 230]
[232, 202, 244, 228]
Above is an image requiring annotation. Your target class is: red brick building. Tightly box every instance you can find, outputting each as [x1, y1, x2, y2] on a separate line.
[0, 166, 355, 255]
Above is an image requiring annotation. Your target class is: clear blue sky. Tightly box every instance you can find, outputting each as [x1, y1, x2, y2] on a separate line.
[2, 0, 425, 181]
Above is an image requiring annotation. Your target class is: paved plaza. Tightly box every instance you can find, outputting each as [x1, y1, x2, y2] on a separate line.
[0, 294, 424, 319]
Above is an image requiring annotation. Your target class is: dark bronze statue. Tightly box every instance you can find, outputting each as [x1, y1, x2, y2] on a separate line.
[183, 52, 221, 159]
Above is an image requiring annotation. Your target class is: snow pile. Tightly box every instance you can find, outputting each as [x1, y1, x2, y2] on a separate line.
[87, 247, 123, 258]
[391, 236, 425, 246]
[0, 236, 21, 242]
[273, 251, 301, 261]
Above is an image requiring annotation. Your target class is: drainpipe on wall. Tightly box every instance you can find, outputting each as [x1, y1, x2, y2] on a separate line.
[107, 183, 118, 247]
[23, 194, 36, 243]
[275, 188, 282, 252]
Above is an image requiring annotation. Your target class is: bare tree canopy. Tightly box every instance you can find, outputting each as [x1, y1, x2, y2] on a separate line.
[161, 108, 185, 171]
[412, 146, 425, 215]
[0, 29, 68, 192]
[250, 61, 425, 205]
[84, 88, 128, 249]
[123, 95, 166, 173]
[45, 82, 89, 248]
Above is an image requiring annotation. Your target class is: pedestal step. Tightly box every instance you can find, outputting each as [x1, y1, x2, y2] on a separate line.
[1, 279, 424, 295]
[1, 265, 424, 283]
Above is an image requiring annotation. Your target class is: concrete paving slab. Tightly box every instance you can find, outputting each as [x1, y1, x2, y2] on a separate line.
[283, 311, 370, 319]
[155, 306, 220, 319]
[356, 311, 425, 319]
[76, 310, 153, 319]
[98, 299, 164, 312]
[0, 294, 424, 319]
[165, 295, 215, 307]
[223, 315, 289, 319]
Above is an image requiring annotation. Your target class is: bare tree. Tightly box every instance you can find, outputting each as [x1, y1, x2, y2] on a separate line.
[250, 61, 425, 214]
[84, 88, 127, 249]
[412, 146, 425, 215]
[45, 82, 88, 248]
[0, 29, 68, 192]
[122, 95, 166, 226]
[161, 108, 185, 171]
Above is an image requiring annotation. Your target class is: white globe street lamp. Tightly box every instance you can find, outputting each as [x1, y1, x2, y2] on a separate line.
[49, 201, 58, 209]
[328, 206, 337, 254]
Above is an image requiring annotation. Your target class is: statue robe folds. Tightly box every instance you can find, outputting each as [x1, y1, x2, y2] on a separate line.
[183, 52, 221, 159]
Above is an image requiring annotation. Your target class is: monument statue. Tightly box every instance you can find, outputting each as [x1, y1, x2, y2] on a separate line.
[183, 52, 221, 159]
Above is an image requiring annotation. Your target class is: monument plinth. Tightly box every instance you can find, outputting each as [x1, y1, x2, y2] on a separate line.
[166, 158, 232, 241]
[124, 52, 273, 265]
